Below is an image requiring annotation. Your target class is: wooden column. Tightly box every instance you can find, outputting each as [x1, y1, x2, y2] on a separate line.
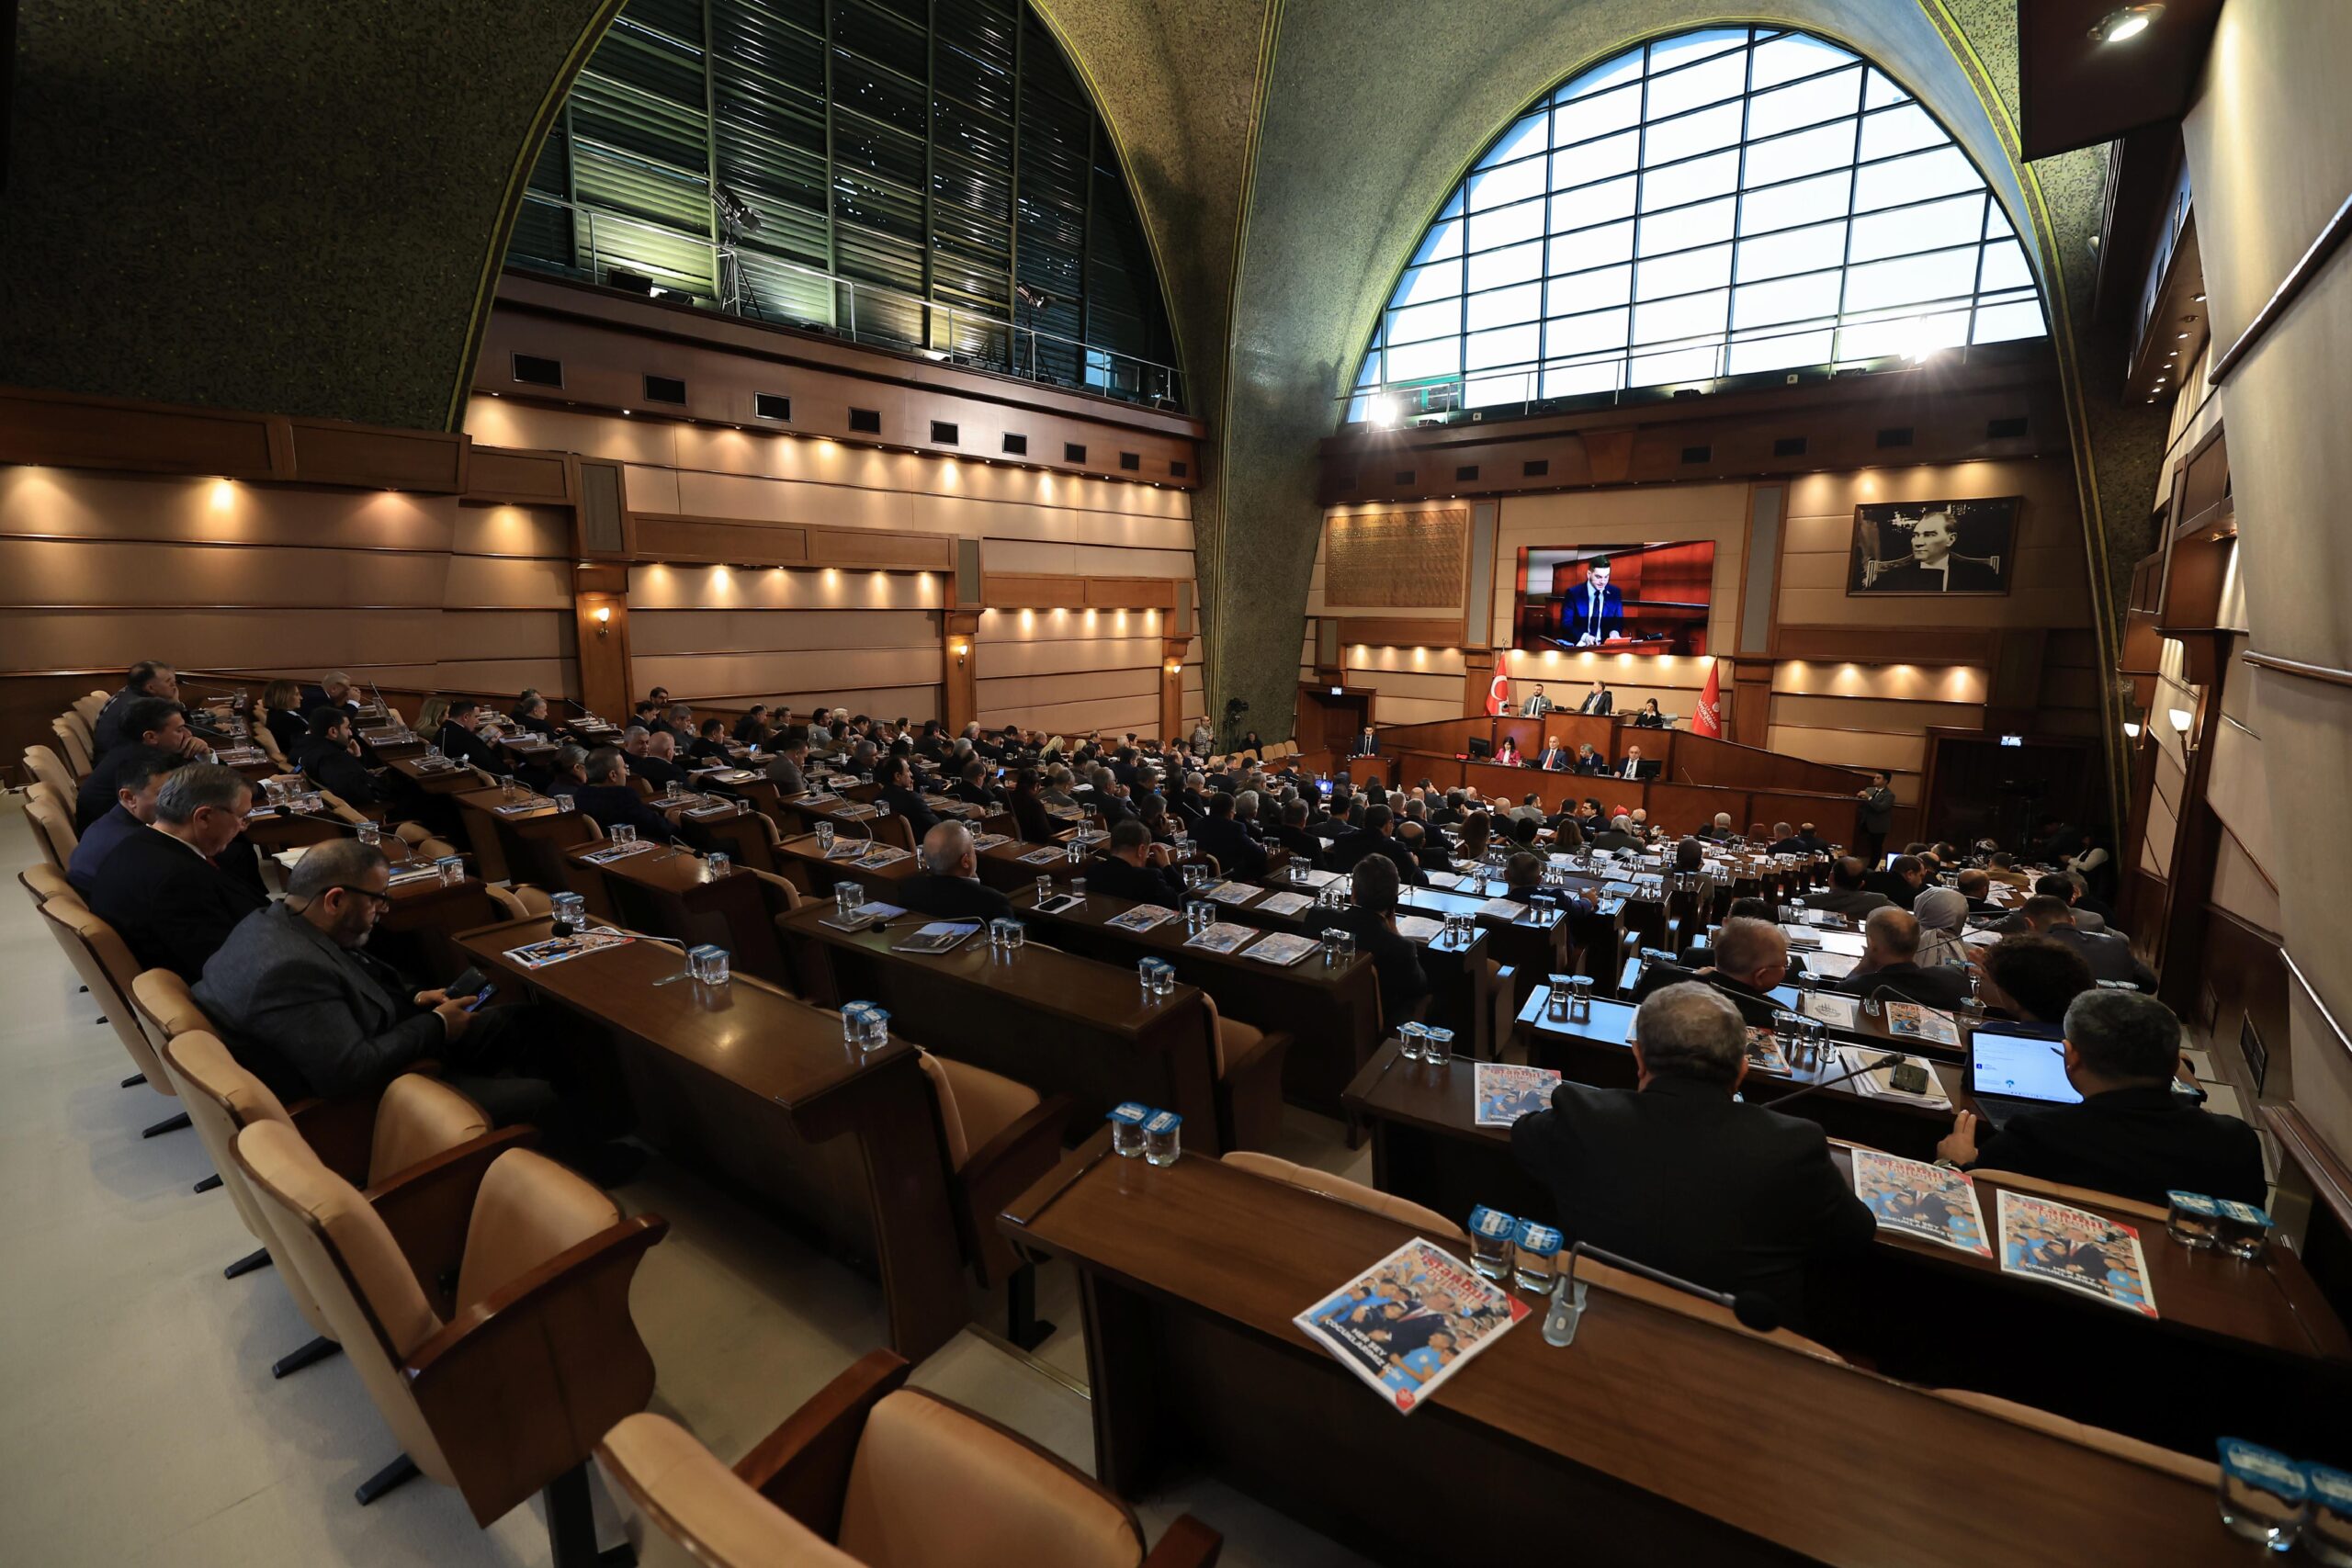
[573, 564, 632, 721]
[1727, 657, 1774, 748]
[1463, 648, 1498, 716]
[1159, 637, 1186, 742]
[942, 611, 978, 732]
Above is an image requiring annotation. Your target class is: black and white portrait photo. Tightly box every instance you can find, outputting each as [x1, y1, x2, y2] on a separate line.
[1846, 498, 2020, 595]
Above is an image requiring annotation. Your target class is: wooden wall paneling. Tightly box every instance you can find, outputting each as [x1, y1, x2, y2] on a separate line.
[632, 514, 809, 567]
[1727, 657, 1773, 748]
[1772, 626, 1996, 664]
[576, 458, 632, 558]
[803, 527, 956, 570]
[1462, 648, 1497, 716]
[285, 419, 469, 492]
[573, 577, 633, 722]
[464, 445, 576, 504]
[1159, 637, 1186, 741]
[0, 387, 281, 477]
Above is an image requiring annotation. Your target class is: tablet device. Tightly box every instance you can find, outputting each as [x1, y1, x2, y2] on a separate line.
[1967, 1025, 2081, 1126]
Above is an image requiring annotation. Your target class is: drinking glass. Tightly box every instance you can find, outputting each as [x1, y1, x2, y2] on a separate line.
[356, 820, 379, 847]
[1036, 874, 1055, 906]
[2165, 1190, 2221, 1249]
[706, 852, 731, 879]
[1109, 1102, 1149, 1158]
[1467, 1207, 1517, 1281]
[1069, 877, 1086, 905]
[1512, 1220, 1564, 1295]
[435, 855, 464, 886]
[859, 1008, 891, 1055]
[612, 824, 638, 847]
[816, 821, 836, 852]
[555, 793, 575, 814]
[836, 882, 865, 919]
[688, 944, 729, 985]
[1397, 1021, 1426, 1061]
[1421, 1027, 1454, 1066]
[1142, 1110, 1183, 1167]
[2216, 1439, 2310, 1551]
[841, 1002, 874, 1046]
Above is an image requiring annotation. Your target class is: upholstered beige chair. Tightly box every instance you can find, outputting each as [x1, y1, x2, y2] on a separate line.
[913, 1051, 1069, 1347]
[72, 691, 108, 730]
[235, 1120, 665, 1554]
[25, 790, 79, 874]
[1199, 992, 1290, 1154]
[52, 716, 94, 777]
[39, 899, 186, 1134]
[484, 882, 554, 921]
[597, 1351, 1222, 1568]
[163, 1031, 504, 1376]
[1223, 1151, 1463, 1237]
[24, 744, 75, 798]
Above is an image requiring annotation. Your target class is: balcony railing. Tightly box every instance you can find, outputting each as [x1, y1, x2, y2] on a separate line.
[509, 191, 1186, 412]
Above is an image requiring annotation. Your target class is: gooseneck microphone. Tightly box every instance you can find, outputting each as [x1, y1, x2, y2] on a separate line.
[1543, 1236, 1782, 1348]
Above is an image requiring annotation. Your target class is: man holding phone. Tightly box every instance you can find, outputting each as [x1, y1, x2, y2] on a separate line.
[196, 839, 634, 1181]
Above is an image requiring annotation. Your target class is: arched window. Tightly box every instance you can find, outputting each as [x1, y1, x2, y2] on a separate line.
[1351, 27, 2043, 423]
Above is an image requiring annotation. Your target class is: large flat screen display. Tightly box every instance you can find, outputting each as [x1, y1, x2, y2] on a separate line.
[1511, 542, 1714, 657]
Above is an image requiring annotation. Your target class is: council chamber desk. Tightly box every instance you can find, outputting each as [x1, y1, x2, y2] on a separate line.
[1341, 1036, 2352, 1464]
[1001, 1135, 2233, 1567]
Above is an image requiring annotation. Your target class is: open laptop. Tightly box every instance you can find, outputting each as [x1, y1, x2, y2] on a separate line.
[1965, 1024, 2081, 1127]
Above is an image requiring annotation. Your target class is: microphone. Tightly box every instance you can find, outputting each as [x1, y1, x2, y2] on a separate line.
[1542, 1237, 1782, 1348]
[1753, 1049, 1905, 1111]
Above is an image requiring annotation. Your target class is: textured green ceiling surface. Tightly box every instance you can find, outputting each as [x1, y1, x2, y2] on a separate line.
[0, 0, 618, 430]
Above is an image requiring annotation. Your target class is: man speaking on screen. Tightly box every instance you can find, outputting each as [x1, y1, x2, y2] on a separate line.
[1566, 557, 1625, 645]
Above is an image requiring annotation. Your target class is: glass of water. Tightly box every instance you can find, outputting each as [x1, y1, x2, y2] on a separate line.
[1142, 1109, 1182, 1167]
[435, 855, 464, 886]
[859, 1007, 891, 1054]
[1069, 876, 1086, 905]
[688, 943, 729, 985]
[1421, 1027, 1453, 1066]
[836, 882, 865, 919]
[706, 852, 731, 878]
[1467, 1207, 1517, 1281]
[1036, 874, 1055, 905]
[841, 1002, 873, 1046]
[1109, 1102, 1149, 1157]
[1512, 1220, 1564, 1295]
[612, 824, 638, 847]
[1397, 1021, 1426, 1061]
[356, 819, 380, 846]
[816, 820, 836, 852]
[555, 792, 575, 814]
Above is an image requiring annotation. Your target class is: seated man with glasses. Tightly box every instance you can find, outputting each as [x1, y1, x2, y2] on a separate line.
[195, 839, 636, 1181]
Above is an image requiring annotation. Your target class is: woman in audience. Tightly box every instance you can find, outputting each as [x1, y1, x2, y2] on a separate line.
[1913, 886, 1973, 969]
[416, 694, 450, 739]
[261, 679, 307, 761]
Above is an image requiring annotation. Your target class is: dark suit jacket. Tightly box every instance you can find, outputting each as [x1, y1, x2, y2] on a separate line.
[1192, 815, 1267, 878]
[1628, 962, 1787, 1029]
[299, 685, 363, 717]
[1842, 959, 1971, 1010]
[1087, 853, 1184, 906]
[1534, 748, 1572, 771]
[631, 753, 687, 790]
[88, 826, 266, 983]
[1860, 871, 1920, 909]
[1869, 558, 2001, 592]
[1589, 829, 1643, 853]
[1811, 886, 1894, 917]
[2047, 924, 2156, 989]
[1010, 793, 1057, 844]
[294, 735, 384, 807]
[1511, 1077, 1874, 1331]
[1578, 690, 1614, 715]
[878, 784, 940, 837]
[91, 685, 148, 759]
[897, 873, 1012, 921]
[193, 903, 440, 1101]
[1306, 905, 1428, 1026]
[436, 719, 503, 773]
[1275, 825, 1325, 867]
[574, 783, 684, 846]
[1971, 1085, 2266, 1207]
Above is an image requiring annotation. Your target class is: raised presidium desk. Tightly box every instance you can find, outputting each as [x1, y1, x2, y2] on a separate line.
[1340, 1034, 2352, 1466]
[1001, 1133, 2238, 1568]
[453, 913, 971, 1360]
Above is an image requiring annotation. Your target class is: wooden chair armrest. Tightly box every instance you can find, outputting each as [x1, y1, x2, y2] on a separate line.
[403, 1214, 668, 1526]
[734, 1349, 912, 1538]
[1143, 1514, 1226, 1568]
[367, 1127, 536, 1308]
[961, 1093, 1078, 1200]
[286, 1090, 384, 1188]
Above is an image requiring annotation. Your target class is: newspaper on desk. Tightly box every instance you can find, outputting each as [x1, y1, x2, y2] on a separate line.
[1882, 1002, 1962, 1047]
[1295, 1238, 1528, 1415]
[1103, 904, 1177, 933]
[1256, 890, 1316, 917]
[968, 832, 1010, 852]
[1804, 951, 1861, 980]
[852, 845, 910, 869]
[1288, 866, 1344, 889]
[1182, 920, 1257, 955]
[1851, 1149, 1993, 1258]
[503, 930, 633, 969]
[1743, 1027, 1793, 1076]
[1474, 1063, 1561, 1126]
[582, 840, 657, 865]
[1996, 1189, 2158, 1317]
[1246, 931, 1320, 967]
[1394, 913, 1446, 945]
[892, 920, 979, 955]
[1017, 846, 1068, 865]
[1203, 880, 1260, 907]
[1476, 897, 1529, 922]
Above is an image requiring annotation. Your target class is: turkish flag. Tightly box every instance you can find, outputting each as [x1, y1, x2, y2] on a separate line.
[1693, 659, 1724, 738]
[1487, 664, 1510, 716]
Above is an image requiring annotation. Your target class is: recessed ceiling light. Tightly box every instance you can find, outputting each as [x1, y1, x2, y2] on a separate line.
[2090, 4, 2164, 44]
[2177, 332, 2189, 339]
[2192, 292, 2207, 302]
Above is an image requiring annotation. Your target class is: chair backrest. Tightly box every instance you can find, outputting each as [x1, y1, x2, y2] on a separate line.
[835, 1388, 1148, 1568]
[159, 1032, 319, 1326]
[394, 819, 436, 848]
[914, 1051, 1041, 1174]
[449, 1145, 627, 1315]
[1223, 1152, 1463, 1238]
[25, 744, 74, 797]
[483, 883, 553, 920]
[61, 707, 95, 750]
[599, 1414, 864, 1568]
[20, 864, 76, 908]
[254, 722, 291, 769]
[368, 1075, 491, 1187]
[24, 793, 78, 874]
[234, 1120, 458, 1485]
[52, 718, 93, 777]
[871, 812, 916, 852]
[27, 778, 74, 820]
[132, 968, 215, 1043]
[40, 901, 167, 1085]
[72, 692, 107, 728]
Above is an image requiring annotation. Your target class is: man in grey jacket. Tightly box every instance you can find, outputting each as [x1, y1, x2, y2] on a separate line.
[195, 840, 582, 1144]
[763, 725, 810, 794]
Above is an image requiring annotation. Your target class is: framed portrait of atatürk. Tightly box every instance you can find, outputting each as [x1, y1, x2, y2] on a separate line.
[1845, 497, 2021, 596]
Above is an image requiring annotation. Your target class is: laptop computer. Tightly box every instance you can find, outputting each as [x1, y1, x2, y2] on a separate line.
[1965, 1024, 2081, 1127]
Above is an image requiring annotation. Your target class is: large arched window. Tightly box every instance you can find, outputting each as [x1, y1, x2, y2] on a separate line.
[1350, 27, 2043, 423]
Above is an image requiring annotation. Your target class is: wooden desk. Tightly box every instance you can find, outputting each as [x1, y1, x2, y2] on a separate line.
[778, 902, 1220, 1149]
[568, 843, 790, 987]
[385, 754, 486, 796]
[772, 833, 918, 900]
[456, 915, 968, 1360]
[1001, 1135, 2232, 1567]
[1512, 989, 1959, 1158]
[1007, 883, 1390, 1116]
[1339, 1038, 2350, 1461]
[378, 866, 505, 975]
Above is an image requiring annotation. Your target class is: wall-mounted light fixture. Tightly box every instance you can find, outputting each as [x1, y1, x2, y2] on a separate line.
[2166, 705, 2193, 734]
[950, 639, 969, 669]
[594, 604, 613, 638]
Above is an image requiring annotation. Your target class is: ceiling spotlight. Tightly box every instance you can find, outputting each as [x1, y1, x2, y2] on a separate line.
[2091, 4, 2163, 44]
[2177, 331, 2190, 339]
[2192, 292, 2207, 302]
[714, 185, 763, 234]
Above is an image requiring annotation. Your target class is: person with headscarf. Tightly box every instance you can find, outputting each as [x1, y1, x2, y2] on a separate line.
[1912, 886, 1972, 971]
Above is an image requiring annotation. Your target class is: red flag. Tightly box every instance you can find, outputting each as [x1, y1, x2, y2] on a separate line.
[1693, 659, 1724, 738]
[1487, 663, 1510, 716]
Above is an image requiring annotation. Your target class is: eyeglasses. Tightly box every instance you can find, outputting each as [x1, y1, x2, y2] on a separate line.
[326, 884, 395, 908]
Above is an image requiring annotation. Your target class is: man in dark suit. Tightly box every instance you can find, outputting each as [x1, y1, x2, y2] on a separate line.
[912, 720, 952, 762]
[1840, 907, 1972, 1010]
[1589, 814, 1644, 853]
[622, 728, 687, 791]
[1351, 728, 1379, 758]
[298, 670, 363, 716]
[876, 754, 940, 838]
[1861, 853, 1927, 910]
[1305, 852, 1429, 1028]
[1533, 736, 1573, 771]
[434, 698, 504, 773]
[1577, 680, 1614, 715]
[1939, 989, 2263, 1206]
[67, 747, 192, 895]
[76, 696, 210, 829]
[1564, 559, 1625, 646]
[1191, 791, 1266, 879]
[1811, 856, 1894, 918]
[1323, 803, 1423, 884]
[947, 757, 1001, 807]
[1089, 820, 1185, 904]
[1274, 799, 1325, 866]
[570, 746, 709, 848]
[1990, 874, 2112, 936]
[1511, 981, 1874, 1332]
[88, 762, 263, 982]
[193, 839, 627, 1177]
[1632, 915, 1791, 1027]
[2015, 896, 2156, 990]
[1861, 509, 2000, 592]
[91, 660, 182, 757]
[899, 822, 1014, 919]
[1854, 773, 1897, 863]
[294, 706, 386, 807]
[1954, 868, 2008, 917]
[1615, 745, 1654, 781]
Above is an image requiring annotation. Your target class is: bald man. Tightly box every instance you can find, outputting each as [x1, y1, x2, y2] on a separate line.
[898, 821, 1012, 920]
[1842, 906, 1971, 1010]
